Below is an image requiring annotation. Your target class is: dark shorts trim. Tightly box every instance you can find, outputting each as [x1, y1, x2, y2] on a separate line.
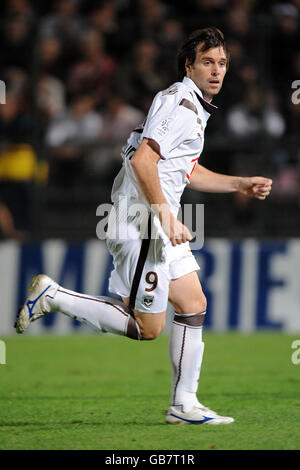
[129, 214, 152, 311]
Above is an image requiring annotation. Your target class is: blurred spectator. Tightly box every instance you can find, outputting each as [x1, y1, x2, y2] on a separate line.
[39, 0, 82, 66]
[0, 200, 26, 240]
[292, 0, 300, 9]
[226, 87, 285, 139]
[225, 7, 257, 60]
[99, 93, 144, 141]
[271, 3, 300, 92]
[114, 38, 167, 112]
[46, 93, 102, 147]
[4, 0, 36, 25]
[0, 92, 33, 145]
[186, 0, 228, 29]
[67, 28, 117, 103]
[87, 0, 121, 58]
[0, 93, 37, 235]
[219, 39, 246, 107]
[2, 68, 29, 110]
[273, 163, 300, 202]
[45, 93, 102, 186]
[157, 18, 184, 79]
[272, 140, 300, 203]
[38, 36, 66, 81]
[135, 0, 167, 37]
[37, 74, 66, 121]
[0, 15, 34, 72]
[35, 38, 67, 136]
[230, 0, 256, 13]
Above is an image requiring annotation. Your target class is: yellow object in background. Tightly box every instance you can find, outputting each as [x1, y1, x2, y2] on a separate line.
[0, 144, 38, 182]
[0, 144, 48, 184]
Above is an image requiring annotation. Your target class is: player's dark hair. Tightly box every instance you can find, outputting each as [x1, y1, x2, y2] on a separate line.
[176, 27, 229, 80]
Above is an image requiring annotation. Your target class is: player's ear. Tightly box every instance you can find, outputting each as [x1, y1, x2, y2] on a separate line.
[185, 58, 192, 76]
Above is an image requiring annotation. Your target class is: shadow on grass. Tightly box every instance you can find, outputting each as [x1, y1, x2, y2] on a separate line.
[0, 391, 298, 401]
[0, 420, 165, 428]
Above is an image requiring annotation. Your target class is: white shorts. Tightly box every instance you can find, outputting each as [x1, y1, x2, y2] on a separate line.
[106, 216, 200, 313]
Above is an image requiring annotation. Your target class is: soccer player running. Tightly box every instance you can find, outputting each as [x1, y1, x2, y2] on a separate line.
[16, 28, 272, 425]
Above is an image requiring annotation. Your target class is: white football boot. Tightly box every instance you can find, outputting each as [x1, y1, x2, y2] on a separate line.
[166, 403, 234, 425]
[15, 275, 58, 334]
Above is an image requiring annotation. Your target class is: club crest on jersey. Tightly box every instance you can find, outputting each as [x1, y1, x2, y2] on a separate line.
[156, 117, 174, 137]
[142, 295, 154, 308]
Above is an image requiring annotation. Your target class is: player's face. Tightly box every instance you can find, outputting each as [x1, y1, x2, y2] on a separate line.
[185, 44, 228, 102]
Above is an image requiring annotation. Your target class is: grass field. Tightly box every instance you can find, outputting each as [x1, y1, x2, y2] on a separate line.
[0, 332, 300, 450]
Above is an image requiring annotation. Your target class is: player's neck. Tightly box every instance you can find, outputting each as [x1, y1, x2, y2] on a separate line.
[201, 90, 213, 103]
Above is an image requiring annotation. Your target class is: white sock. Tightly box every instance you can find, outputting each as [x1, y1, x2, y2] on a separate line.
[46, 286, 141, 340]
[168, 311, 206, 412]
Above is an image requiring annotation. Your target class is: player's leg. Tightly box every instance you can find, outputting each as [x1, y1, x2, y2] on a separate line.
[166, 271, 234, 424]
[15, 273, 166, 340]
[168, 271, 206, 412]
[42, 282, 166, 340]
[122, 296, 166, 340]
[15, 274, 143, 339]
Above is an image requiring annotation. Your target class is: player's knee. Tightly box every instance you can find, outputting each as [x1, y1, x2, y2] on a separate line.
[177, 293, 207, 314]
[139, 319, 166, 341]
[199, 293, 207, 313]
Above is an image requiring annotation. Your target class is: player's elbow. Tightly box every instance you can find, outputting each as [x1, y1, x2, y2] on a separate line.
[130, 154, 141, 173]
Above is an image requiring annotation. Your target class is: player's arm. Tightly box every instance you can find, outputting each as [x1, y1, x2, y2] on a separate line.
[188, 164, 272, 200]
[130, 138, 192, 245]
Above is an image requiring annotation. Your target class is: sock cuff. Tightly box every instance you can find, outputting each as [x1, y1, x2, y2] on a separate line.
[173, 311, 206, 328]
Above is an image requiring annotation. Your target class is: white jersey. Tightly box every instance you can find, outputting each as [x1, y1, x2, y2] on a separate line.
[107, 77, 217, 311]
[110, 76, 217, 219]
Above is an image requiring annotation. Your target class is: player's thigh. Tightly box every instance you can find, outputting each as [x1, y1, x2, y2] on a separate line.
[122, 296, 166, 340]
[168, 271, 207, 314]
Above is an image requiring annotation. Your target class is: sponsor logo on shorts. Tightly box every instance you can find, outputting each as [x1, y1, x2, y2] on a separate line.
[142, 295, 154, 308]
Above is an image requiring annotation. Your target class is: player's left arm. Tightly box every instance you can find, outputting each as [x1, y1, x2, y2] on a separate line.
[188, 164, 272, 200]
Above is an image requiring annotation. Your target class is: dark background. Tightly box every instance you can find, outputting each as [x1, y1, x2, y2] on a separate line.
[0, 0, 299, 241]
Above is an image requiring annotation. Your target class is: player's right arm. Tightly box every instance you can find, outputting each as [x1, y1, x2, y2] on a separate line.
[130, 138, 192, 246]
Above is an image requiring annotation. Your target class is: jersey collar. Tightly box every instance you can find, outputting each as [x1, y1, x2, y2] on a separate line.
[182, 76, 218, 115]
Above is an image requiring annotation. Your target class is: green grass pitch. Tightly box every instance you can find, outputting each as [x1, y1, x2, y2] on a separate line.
[0, 332, 300, 450]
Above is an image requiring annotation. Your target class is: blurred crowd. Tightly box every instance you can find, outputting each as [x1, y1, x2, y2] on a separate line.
[0, 0, 299, 239]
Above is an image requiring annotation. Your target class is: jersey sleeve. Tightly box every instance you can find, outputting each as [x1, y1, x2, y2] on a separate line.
[142, 86, 195, 159]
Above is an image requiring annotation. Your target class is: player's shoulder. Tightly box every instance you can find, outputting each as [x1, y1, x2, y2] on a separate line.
[159, 81, 199, 107]
[154, 81, 185, 105]
[151, 82, 195, 116]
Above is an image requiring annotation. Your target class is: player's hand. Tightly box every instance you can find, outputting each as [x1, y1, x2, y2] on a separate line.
[158, 206, 192, 246]
[169, 217, 193, 246]
[238, 177, 273, 200]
